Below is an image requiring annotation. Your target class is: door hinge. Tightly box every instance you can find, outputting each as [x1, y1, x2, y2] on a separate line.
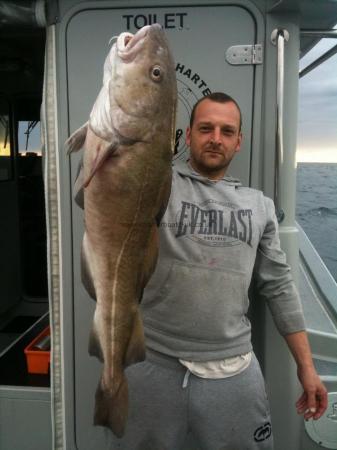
[226, 44, 263, 65]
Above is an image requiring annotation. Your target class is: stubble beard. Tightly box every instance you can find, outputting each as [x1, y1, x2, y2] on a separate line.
[194, 144, 231, 178]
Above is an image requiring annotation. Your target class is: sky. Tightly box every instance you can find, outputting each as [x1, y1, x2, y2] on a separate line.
[297, 28, 337, 163]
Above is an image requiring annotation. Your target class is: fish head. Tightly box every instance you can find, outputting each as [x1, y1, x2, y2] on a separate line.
[110, 24, 177, 139]
[85, 24, 177, 187]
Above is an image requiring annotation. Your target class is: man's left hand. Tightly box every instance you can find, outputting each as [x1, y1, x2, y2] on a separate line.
[296, 366, 328, 420]
[285, 331, 328, 420]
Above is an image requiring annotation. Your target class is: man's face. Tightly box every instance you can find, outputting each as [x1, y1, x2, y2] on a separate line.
[186, 99, 242, 180]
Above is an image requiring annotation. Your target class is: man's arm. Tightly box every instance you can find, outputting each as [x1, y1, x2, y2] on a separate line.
[284, 330, 328, 420]
[253, 196, 328, 419]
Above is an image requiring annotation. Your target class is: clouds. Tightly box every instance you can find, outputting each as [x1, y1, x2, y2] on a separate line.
[297, 34, 337, 160]
[299, 76, 337, 100]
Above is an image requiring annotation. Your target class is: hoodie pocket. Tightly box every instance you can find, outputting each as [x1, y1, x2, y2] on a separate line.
[143, 260, 249, 343]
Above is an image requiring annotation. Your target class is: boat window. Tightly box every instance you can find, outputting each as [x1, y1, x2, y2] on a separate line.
[296, 31, 337, 283]
[0, 105, 12, 181]
[18, 120, 41, 155]
[17, 119, 47, 299]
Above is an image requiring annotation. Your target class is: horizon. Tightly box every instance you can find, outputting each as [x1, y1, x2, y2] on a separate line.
[296, 160, 337, 164]
[296, 147, 337, 163]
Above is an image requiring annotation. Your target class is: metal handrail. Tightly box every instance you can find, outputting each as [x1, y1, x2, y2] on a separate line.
[300, 30, 337, 38]
[271, 29, 288, 223]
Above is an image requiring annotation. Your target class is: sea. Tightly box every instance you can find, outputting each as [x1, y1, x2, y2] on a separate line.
[296, 162, 337, 282]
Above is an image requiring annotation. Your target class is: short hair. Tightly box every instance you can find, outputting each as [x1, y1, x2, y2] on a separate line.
[189, 92, 242, 131]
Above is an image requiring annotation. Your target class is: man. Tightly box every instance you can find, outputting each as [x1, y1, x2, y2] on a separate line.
[75, 92, 326, 449]
[108, 92, 328, 450]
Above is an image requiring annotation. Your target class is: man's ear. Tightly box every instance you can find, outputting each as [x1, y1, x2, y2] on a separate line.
[186, 127, 191, 146]
[235, 132, 243, 152]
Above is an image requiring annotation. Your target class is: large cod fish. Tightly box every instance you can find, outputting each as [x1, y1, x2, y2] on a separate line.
[66, 24, 177, 437]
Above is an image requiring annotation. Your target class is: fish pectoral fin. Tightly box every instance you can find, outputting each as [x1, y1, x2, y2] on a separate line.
[113, 125, 143, 146]
[94, 374, 128, 438]
[65, 122, 88, 154]
[73, 160, 85, 209]
[83, 142, 118, 188]
[124, 310, 146, 367]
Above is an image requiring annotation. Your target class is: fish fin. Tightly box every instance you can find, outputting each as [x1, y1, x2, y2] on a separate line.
[94, 375, 128, 438]
[124, 310, 146, 367]
[66, 122, 88, 154]
[88, 322, 104, 362]
[73, 160, 85, 209]
[81, 234, 97, 300]
[83, 142, 118, 188]
[112, 125, 143, 146]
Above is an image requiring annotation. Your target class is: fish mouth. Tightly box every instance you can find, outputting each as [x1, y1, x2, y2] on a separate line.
[117, 24, 162, 61]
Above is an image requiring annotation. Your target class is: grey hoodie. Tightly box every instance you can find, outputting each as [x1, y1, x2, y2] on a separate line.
[141, 160, 305, 361]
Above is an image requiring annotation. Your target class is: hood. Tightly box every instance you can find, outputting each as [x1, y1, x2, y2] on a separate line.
[173, 159, 242, 187]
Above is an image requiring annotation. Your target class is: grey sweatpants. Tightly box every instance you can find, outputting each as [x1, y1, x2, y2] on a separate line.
[110, 350, 273, 450]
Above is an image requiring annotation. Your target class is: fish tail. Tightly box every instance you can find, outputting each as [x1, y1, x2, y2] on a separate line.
[94, 374, 128, 438]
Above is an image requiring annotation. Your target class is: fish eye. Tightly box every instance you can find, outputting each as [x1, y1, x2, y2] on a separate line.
[150, 65, 162, 81]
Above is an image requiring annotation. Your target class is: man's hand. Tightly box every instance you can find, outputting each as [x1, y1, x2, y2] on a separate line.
[295, 365, 328, 420]
[284, 331, 328, 420]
